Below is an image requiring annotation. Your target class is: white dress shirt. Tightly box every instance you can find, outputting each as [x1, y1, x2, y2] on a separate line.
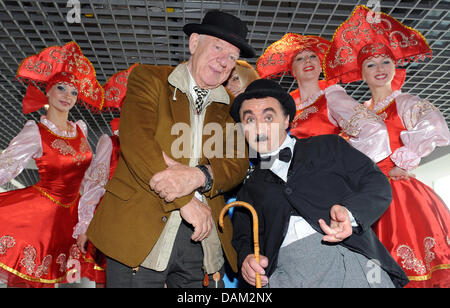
[260, 134, 357, 248]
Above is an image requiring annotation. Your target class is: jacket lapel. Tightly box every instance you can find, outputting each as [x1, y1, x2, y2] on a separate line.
[286, 137, 311, 182]
[253, 137, 307, 185]
[252, 162, 285, 184]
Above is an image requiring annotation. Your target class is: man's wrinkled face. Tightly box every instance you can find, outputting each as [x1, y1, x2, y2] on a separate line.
[188, 34, 240, 90]
[239, 96, 289, 154]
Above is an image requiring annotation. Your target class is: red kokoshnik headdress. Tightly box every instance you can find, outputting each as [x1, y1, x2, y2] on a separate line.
[102, 63, 138, 110]
[16, 41, 104, 114]
[324, 5, 432, 88]
[102, 63, 139, 136]
[256, 33, 332, 79]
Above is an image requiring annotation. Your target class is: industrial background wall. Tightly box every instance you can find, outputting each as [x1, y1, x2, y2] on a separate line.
[0, 1, 449, 194]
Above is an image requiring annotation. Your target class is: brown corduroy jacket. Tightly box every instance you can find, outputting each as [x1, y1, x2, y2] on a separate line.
[86, 63, 248, 272]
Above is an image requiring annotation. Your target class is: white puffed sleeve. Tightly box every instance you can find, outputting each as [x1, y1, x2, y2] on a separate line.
[75, 119, 89, 139]
[391, 93, 450, 171]
[0, 120, 42, 185]
[73, 134, 113, 239]
[325, 85, 391, 162]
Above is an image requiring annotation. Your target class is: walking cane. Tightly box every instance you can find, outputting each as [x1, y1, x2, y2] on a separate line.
[219, 200, 261, 288]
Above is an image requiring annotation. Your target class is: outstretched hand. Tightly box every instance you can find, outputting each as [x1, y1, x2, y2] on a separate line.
[318, 204, 352, 243]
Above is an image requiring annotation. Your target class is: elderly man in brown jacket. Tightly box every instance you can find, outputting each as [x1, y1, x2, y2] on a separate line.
[86, 11, 255, 288]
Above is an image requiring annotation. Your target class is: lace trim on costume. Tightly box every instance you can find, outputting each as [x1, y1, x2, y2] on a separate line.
[46, 127, 90, 166]
[339, 104, 382, 137]
[402, 99, 438, 130]
[0, 149, 22, 177]
[292, 106, 319, 123]
[79, 137, 90, 153]
[291, 92, 325, 125]
[396, 236, 450, 281]
[0, 240, 82, 284]
[40, 116, 78, 139]
[86, 162, 109, 187]
[51, 139, 77, 156]
[296, 90, 325, 111]
[0, 236, 15, 255]
[365, 90, 402, 114]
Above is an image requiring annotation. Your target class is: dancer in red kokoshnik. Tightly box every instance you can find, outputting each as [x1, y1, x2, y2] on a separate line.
[325, 5, 450, 287]
[0, 41, 104, 287]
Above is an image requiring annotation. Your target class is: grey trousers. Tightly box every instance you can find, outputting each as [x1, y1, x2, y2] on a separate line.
[268, 232, 394, 288]
[106, 220, 224, 288]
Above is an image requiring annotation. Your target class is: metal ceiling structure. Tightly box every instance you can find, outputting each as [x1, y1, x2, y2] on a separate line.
[0, 0, 449, 189]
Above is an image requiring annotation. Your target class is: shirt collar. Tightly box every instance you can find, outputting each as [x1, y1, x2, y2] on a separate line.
[259, 134, 296, 182]
[187, 67, 209, 100]
[168, 62, 230, 105]
[260, 134, 296, 160]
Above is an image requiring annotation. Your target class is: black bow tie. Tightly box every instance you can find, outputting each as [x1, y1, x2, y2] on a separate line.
[260, 147, 292, 163]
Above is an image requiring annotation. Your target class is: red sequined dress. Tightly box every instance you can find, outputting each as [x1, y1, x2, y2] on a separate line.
[0, 117, 92, 287]
[289, 87, 340, 138]
[289, 85, 391, 162]
[369, 91, 450, 288]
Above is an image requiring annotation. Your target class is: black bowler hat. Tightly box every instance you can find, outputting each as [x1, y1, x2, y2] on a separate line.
[230, 79, 296, 124]
[183, 10, 256, 58]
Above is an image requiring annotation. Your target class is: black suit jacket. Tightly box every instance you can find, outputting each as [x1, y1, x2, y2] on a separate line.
[232, 135, 409, 288]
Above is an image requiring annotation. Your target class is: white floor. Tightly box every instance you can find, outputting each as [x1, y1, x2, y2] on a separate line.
[57, 278, 96, 288]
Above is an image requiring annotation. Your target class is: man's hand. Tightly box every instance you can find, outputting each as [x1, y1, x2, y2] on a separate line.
[180, 196, 213, 242]
[318, 204, 353, 243]
[241, 254, 269, 287]
[150, 152, 206, 202]
[388, 166, 416, 181]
